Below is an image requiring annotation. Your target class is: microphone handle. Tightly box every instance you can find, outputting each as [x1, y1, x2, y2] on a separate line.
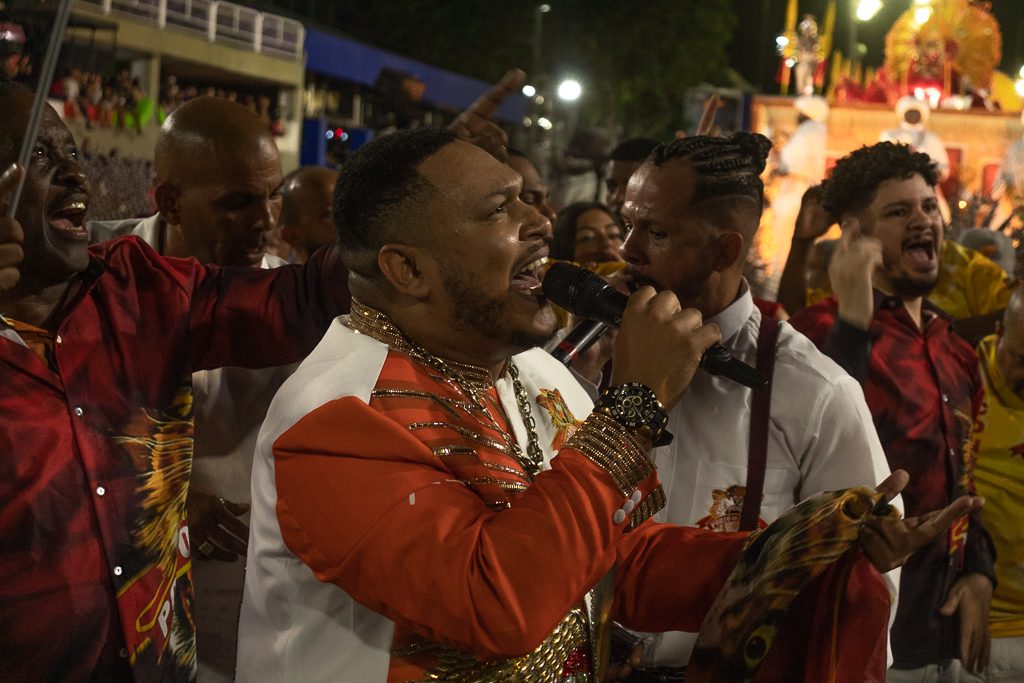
[551, 321, 611, 366]
[699, 344, 768, 390]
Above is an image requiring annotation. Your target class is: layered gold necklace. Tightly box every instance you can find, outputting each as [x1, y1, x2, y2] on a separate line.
[348, 299, 545, 478]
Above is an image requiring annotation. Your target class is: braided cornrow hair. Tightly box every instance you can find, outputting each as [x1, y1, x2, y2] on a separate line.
[650, 133, 773, 207]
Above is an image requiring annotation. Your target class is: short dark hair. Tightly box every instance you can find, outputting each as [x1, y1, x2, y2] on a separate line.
[551, 201, 619, 260]
[822, 141, 939, 221]
[609, 137, 660, 162]
[333, 127, 457, 275]
[650, 132, 772, 207]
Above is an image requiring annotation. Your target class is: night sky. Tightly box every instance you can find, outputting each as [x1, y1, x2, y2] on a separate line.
[728, 0, 1024, 94]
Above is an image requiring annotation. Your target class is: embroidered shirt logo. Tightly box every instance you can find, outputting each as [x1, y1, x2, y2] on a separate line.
[695, 485, 766, 532]
[536, 388, 580, 451]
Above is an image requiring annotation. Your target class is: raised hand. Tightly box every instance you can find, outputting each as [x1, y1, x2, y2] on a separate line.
[0, 164, 26, 294]
[793, 185, 832, 241]
[696, 94, 722, 137]
[860, 469, 984, 573]
[449, 68, 525, 162]
[610, 286, 721, 411]
[829, 217, 882, 330]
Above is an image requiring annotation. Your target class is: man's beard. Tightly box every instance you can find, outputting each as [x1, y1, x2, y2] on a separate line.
[881, 251, 939, 299]
[888, 272, 938, 299]
[440, 264, 555, 353]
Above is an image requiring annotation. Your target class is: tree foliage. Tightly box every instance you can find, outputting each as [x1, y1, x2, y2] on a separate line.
[263, 0, 735, 139]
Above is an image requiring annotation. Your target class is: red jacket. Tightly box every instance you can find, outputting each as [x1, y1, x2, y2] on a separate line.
[0, 236, 347, 681]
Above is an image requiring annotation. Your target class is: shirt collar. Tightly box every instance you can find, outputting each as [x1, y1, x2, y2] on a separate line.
[707, 279, 754, 344]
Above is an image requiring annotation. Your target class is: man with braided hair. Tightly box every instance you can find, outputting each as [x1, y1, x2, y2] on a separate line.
[609, 133, 894, 680]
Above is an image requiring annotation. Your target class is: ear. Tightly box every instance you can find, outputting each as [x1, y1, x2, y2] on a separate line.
[154, 182, 182, 226]
[714, 231, 744, 272]
[377, 244, 433, 299]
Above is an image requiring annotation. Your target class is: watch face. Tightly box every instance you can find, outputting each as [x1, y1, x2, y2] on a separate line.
[610, 385, 658, 428]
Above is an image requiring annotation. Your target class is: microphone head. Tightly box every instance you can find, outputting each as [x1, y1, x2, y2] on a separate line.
[541, 261, 626, 324]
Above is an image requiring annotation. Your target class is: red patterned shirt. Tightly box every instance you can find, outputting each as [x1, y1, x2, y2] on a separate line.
[0, 236, 346, 682]
[790, 293, 996, 669]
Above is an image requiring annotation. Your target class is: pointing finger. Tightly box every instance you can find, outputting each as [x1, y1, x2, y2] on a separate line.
[453, 68, 525, 127]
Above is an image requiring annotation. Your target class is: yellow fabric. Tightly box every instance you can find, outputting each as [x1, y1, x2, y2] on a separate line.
[972, 335, 1024, 637]
[930, 241, 1011, 320]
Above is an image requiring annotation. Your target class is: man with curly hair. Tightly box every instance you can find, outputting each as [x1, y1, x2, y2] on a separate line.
[790, 141, 997, 681]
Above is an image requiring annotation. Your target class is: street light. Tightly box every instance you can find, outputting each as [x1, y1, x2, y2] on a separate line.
[855, 0, 882, 22]
[557, 79, 582, 102]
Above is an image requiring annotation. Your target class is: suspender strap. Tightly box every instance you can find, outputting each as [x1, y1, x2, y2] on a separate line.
[740, 314, 781, 532]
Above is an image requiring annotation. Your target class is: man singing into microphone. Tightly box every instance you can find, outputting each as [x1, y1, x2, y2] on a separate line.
[603, 134, 895, 680]
[236, 127, 966, 682]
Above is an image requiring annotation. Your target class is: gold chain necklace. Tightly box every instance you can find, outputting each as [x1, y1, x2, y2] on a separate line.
[349, 299, 546, 478]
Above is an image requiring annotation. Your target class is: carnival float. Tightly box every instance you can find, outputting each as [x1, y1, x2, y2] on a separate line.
[753, 0, 1022, 285]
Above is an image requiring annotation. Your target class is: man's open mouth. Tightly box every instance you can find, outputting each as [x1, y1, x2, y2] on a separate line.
[48, 196, 89, 240]
[902, 234, 936, 270]
[511, 255, 549, 294]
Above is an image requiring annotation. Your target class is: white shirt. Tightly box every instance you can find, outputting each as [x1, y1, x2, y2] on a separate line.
[236, 321, 596, 682]
[779, 119, 828, 183]
[634, 282, 898, 667]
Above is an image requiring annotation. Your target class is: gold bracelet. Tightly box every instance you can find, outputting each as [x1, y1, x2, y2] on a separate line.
[565, 413, 656, 496]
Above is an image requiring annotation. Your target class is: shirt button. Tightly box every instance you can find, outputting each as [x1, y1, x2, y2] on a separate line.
[622, 499, 636, 514]
[113, 565, 123, 576]
[949, 447, 956, 457]
[55, 335, 62, 344]
[942, 394, 949, 403]
[630, 490, 643, 504]
[74, 406, 84, 417]
[96, 486, 105, 496]
[119, 648, 128, 658]
[612, 509, 627, 525]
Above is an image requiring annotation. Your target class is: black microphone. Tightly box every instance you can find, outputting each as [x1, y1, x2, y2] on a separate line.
[542, 262, 767, 389]
[551, 319, 610, 366]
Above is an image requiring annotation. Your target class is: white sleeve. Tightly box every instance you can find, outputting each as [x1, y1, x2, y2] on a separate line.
[795, 373, 901, 667]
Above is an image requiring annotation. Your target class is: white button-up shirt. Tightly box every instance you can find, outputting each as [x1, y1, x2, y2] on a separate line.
[636, 282, 897, 667]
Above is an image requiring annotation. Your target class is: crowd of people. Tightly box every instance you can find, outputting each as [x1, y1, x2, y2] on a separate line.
[49, 67, 285, 137]
[0, 63, 1021, 683]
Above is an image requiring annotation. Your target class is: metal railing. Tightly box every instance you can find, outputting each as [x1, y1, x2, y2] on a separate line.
[76, 0, 304, 60]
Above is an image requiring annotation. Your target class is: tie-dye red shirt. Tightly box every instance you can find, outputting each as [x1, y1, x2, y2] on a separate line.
[0, 236, 346, 682]
[790, 293, 996, 669]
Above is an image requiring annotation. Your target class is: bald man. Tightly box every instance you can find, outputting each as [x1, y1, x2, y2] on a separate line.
[91, 96, 284, 269]
[964, 289, 1024, 682]
[274, 165, 338, 264]
[88, 96, 294, 683]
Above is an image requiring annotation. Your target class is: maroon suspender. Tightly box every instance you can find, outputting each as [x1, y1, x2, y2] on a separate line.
[739, 314, 781, 532]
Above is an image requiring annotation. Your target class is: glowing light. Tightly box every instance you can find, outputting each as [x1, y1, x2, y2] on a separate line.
[522, 116, 533, 127]
[557, 79, 582, 101]
[538, 3, 551, 12]
[855, 0, 883, 22]
[1015, 79, 1024, 97]
[324, 129, 334, 140]
[521, 84, 537, 97]
[535, 95, 545, 105]
[958, 200, 968, 210]
[1018, 65, 1024, 79]
[775, 35, 789, 48]
[913, 7, 932, 26]
[537, 117, 553, 130]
